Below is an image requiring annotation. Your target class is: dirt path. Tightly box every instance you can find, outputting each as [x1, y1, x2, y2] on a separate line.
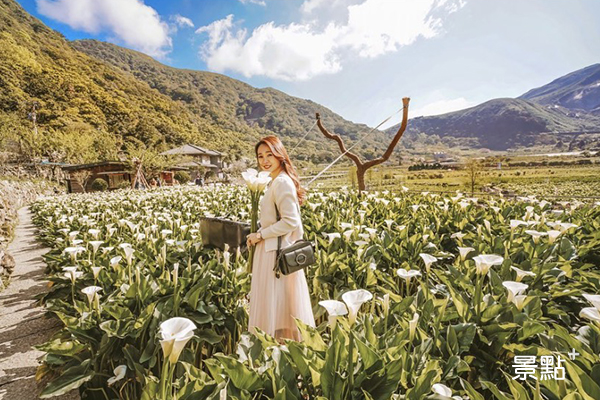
[0, 207, 78, 400]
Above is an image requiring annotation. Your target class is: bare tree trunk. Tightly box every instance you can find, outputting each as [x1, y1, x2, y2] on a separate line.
[316, 97, 410, 193]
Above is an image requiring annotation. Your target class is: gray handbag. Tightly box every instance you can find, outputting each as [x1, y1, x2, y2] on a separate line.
[272, 203, 316, 278]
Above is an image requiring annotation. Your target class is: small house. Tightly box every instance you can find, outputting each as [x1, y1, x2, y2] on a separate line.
[161, 144, 226, 180]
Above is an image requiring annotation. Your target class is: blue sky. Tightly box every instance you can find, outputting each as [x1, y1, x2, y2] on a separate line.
[15, 0, 600, 129]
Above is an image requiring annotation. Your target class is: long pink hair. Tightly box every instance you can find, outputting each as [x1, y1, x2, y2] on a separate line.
[255, 135, 306, 206]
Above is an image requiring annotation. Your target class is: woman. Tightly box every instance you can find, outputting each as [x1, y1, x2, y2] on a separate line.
[246, 135, 316, 341]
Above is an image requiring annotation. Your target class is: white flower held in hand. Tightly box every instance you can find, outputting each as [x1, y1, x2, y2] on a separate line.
[341, 289, 373, 326]
[318, 300, 348, 329]
[242, 168, 272, 191]
[159, 317, 197, 364]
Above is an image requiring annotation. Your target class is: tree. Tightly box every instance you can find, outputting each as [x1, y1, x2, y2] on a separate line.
[122, 143, 185, 182]
[70, 169, 92, 193]
[465, 158, 482, 196]
[315, 98, 410, 193]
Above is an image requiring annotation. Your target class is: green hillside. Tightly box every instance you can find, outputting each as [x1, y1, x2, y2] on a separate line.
[0, 0, 390, 165]
[71, 39, 393, 164]
[0, 0, 222, 163]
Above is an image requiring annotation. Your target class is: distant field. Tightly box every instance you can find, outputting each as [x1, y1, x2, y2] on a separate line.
[302, 156, 600, 199]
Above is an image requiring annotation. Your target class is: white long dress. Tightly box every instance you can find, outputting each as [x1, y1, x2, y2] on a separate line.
[247, 171, 316, 341]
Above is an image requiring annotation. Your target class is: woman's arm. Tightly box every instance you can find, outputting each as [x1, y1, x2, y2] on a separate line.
[259, 177, 301, 239]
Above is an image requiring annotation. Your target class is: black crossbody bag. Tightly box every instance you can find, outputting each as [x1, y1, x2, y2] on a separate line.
[272, 203, 316, 279]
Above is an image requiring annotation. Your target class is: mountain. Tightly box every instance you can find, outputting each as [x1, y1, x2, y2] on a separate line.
[519, 63, 600, 114]
[386, 65, 600, 151]
[71, 39, 390, 163]
[0, 0, 217, 162]
[0, 0, 384, 165]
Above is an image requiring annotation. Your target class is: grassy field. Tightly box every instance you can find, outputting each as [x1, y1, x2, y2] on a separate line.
[300, 155, 600, 199]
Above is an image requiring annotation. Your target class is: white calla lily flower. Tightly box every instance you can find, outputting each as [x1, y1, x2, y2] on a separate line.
[91, 266, 102, 279]
[547, 230, 561, 244]
[559, 222, 578, 233]
[396, 268, 422, 280]
[502, 281, 528, 303]
[81, 286, 102, 303]
[525, 230, 547, 243]
[110, 256, 122, 268]
[123, 247, 135, 265]
[409, 312, 419, 340]
[580, 307, 600, 324]
[419, 253, 437, 273]
[341, 289, 373, 326]
[318, 300, 348, 329]
[583, 294, 600, 312]
[473, 254, 503, 275]
[159, 317, 197, 364]
[323, 232, 341, 244]
[510, 220, 528, 230]
[432, 383, 452, 397]
[510, 266, 536, 282]
[242, 169, 272, 192]
[89, 241, 104, 253]
[457, 247, 475, 260]
[107, 365, 127, 386]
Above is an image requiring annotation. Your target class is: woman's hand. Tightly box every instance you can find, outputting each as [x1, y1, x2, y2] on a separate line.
[246, 232, 262, 247]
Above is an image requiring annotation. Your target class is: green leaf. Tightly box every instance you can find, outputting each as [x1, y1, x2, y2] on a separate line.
[35, 338, 86, 356]
[214, 355, 263, 392]
[452, 323, 476, 353]
[39, 360, 92, 398]
[355, 336, 380, 372]
[460, 378, 485, 400]
[480, 380, 512, 400]
[502, 371, 531, 400]
[564, 359, 600, 400]
[294, 317, 327, 352]
[197, 328, 223, 345]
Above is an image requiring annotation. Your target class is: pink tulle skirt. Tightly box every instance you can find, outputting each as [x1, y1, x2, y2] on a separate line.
[248, 240, 316, 341]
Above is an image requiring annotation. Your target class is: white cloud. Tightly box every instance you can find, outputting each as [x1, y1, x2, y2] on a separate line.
[173, 14, 194, 28]
[36, 0, 172, 58]
[196, 0, 465, 81]
[196, 16, 342, 81]
[301, 0, 328, 14]
[411, 97, 474, 117]
[239, 0, 267, 6]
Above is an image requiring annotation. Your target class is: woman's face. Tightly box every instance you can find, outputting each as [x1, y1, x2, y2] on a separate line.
[257, 143, 281, 173]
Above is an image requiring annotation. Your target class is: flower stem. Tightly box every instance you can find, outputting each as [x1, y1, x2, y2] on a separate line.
[347, 332, 355, 397]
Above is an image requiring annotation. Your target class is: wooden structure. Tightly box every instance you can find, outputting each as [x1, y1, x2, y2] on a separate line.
[63, 161, 183, 193]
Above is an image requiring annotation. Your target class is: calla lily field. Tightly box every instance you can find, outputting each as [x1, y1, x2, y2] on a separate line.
[29, 185, 600, 399]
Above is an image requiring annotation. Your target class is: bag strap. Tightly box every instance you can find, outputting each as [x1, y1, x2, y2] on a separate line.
[275, 203, 281, 253]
